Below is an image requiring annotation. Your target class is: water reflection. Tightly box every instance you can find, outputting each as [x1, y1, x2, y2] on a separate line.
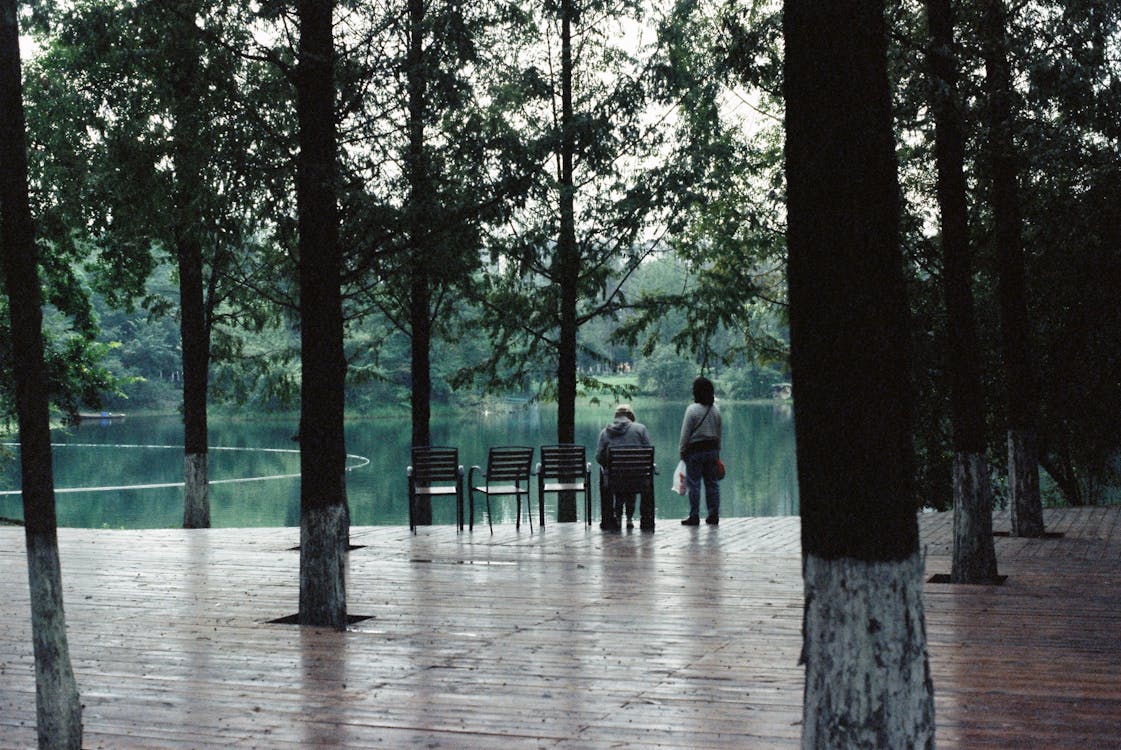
[0, 401, 797, 528]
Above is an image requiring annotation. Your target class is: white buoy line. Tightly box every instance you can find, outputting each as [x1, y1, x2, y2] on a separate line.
[0, 442, 370, 496]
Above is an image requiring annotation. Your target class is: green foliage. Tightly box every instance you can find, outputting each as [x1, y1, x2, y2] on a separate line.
[635, 347, 697, 399]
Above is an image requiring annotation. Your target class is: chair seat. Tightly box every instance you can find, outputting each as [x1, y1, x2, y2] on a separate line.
[413, 485, 460, 496]
[542, 481, 586, 493]
[473, 483, 527, 495]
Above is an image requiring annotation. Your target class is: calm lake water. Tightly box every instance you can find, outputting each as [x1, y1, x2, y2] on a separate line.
[0, 401, 797, 529]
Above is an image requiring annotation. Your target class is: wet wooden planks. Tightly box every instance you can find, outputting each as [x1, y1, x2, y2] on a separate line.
[0, 507, 1119, 748]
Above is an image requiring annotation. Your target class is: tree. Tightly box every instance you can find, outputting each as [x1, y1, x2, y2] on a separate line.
[296, 0, 348, 629]
[25, 0, 281, 529]
[469, 1, 697, 522]
[351, 0, 524, 451]
[783, 0, 935, 745]
[924, 0, 999, 582]
[979, 0, 1045, 537]
[0, 1, 83, 745]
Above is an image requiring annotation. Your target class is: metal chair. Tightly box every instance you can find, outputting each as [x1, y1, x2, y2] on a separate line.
[535, 444, 592, 527]
[469, 446, 535, 533]
[407, 446, 464, 533]
[599, 446, 657, 531]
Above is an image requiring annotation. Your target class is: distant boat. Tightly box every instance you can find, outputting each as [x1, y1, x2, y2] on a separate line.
[77, 412, 126, 422]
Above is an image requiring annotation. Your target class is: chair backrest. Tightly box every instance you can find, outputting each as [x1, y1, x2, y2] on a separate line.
[606, 446, 655, 493]
[539, 444, 587, 482]
[486, 446, 534, 483]
[411, 446, 460, 484]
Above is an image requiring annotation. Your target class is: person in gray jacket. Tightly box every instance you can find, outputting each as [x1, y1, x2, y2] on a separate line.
[596, 404, 652, 529]
[679, 376, 722, 526]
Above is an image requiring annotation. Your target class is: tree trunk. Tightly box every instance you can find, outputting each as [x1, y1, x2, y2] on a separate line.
[952, 452, 999, 582]
[555, 0, 578, 521]
[169, 2, 211, 530]
[0, 4, 84, 745]
[925, 0, 999, 582]
[405, 0, 435, 523]
[980, 0, 1045, 537]
[296, 0, 348, 629]
[801, 553, 934, 748]
[783, 1, 935, 745]
[406, 0, 432, 453]
[177, 174, 211, 529]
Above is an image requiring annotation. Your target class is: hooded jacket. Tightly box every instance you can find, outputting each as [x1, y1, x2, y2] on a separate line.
[595, 416, 652, 466]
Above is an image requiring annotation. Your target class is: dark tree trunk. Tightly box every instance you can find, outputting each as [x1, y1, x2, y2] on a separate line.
[296, 0, 348, 629]
[925, 0, 999, 583]
[980, 0, 1045, 537]
[783, 0, 935, 745]
[169, 14, 211, 529]
[0, 4, 83, 745]
[554, 0, 578, 521]
[406, 0, 432, 453]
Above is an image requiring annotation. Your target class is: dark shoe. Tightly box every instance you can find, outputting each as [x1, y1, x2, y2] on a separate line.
[681, 516, 700, 526]
[626, 517, 634, 529]
[705, 515, 719, 525]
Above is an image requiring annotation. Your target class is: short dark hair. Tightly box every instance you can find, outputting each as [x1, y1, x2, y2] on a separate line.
[693, 376, 715, 406]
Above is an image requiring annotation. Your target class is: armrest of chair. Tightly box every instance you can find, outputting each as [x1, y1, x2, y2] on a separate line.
[468, 465, 482, 486]
[407, 465, 414, 478]
[533, 461, 542, 476]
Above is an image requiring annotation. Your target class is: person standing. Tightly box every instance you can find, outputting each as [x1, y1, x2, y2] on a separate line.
[679, 376, 722, 526]
[596, 404, 652, 529]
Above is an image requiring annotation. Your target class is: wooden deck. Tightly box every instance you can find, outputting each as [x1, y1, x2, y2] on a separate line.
[1, 507, 1119, 749]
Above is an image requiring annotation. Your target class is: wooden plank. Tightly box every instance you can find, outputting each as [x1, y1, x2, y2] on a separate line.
[0, 507, 1119, 748]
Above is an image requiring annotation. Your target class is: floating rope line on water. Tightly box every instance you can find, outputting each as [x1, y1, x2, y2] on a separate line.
[0, 442, 370, 496]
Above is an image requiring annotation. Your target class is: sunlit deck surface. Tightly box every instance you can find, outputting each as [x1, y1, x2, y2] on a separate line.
[1, 506, 1119, 749]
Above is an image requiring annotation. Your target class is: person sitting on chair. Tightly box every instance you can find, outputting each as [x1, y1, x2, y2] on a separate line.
[595, 404, 652, 530]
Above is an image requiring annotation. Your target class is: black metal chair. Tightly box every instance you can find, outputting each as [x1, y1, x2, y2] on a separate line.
[407, 446, 464, 533]
[535, 444, 592, 527]
[599, 446, 657, 531]
[469, 446, 535, 533]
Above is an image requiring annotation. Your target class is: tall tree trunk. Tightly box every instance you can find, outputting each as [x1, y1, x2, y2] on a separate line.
[554, 0, 578, 521]
[980, 0, 1045, 537]
[783, 1, 935, 746]
[925, 0, 999, 583]
[296, 0, 348, 629]
[406, 0, 431, 450]
[170, 10, 211, 529]
[406, 0, 434, 523]
[0, 4, 83, 745]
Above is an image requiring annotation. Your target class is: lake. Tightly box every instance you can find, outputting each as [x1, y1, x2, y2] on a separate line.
[0, 401, 798, 528]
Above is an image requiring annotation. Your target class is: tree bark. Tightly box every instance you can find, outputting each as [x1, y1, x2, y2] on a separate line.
[980, 0, 1045, 537]
[0, 3, 83, 745]
[783, 0, 935, 745]
[555, 0, 578, 521]
[172, 53, 212, 530]
[925, 0, 999, 582]
[296, 0, 348, 629]
[163, 0, 212, 529]
[801, 553, 935, 748]
[406, 0, 432, 453]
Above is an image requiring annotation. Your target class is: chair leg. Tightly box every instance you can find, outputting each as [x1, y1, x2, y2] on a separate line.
[486, 495, 493, 534]
[469, 489, 475, 532]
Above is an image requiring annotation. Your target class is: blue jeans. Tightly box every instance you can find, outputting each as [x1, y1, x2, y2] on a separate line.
[685, 449, 720, 518]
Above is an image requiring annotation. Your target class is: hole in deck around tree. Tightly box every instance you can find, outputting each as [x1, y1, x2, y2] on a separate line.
[991, 531, 1064, 538]
[267, 613, 373, 626]
[927, 573, 1008, 585]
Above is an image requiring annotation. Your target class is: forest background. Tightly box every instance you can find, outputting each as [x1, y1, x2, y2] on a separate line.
[1, 0, 1119, 512]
